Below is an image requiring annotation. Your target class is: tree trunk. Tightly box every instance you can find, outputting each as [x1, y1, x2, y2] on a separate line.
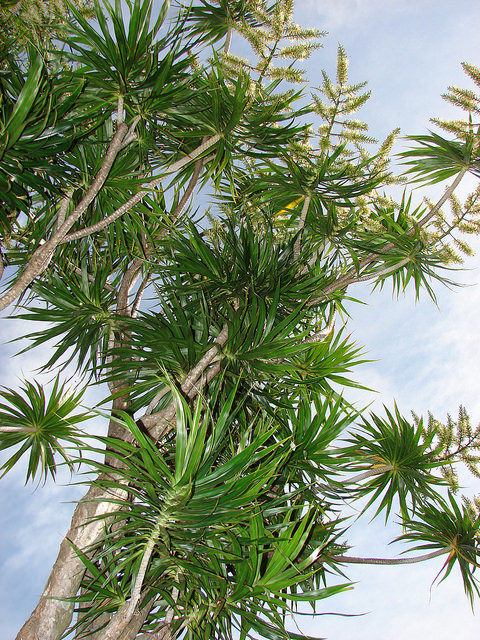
[16, 481, 127, 640]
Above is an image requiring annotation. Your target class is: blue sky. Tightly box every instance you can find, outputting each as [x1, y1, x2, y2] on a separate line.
[1, 1, 480, 638]
[291, 1, 480, 639]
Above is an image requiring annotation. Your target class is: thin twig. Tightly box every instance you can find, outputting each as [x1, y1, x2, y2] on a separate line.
[116, 259, 143, 316]
[144, 386, 171, 417]
[116, 95, 125, 126]
[54, 191, 73, 232]
[303, 308, 337, 344]
[224, 26, 233, 54]
[170, 156, 205, 222]
[131, 272, 151, 318]
[121, 115, 141, 148]
[140, 323, 229, 438]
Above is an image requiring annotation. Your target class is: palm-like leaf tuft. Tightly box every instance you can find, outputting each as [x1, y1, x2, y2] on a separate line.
[0, 376, 89, 483]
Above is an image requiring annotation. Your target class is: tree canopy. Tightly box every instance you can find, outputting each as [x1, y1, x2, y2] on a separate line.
[1, 1, 480, 639]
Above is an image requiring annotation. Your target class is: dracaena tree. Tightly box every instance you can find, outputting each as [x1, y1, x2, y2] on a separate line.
[1, 1, 480, 639]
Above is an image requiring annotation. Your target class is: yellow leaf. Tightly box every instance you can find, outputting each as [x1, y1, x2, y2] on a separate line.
[275, 196, 305, 218]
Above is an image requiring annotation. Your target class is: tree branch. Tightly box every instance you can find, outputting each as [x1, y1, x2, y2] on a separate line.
[139, 323, 229, 439]
[15, 481, 129, 640]
[293, 195, 311, 261]
[0, 123, 129, 312]
[342, 465, 394, 485]
[307, 169, 469, 306]
[131, 272, 151, 318]
[224, 26, 233, 54]
[61, 135, 220, 244]
[329, 547, 450, 565]
[54, 191, 73, 232]
[170, 155, 205, 222]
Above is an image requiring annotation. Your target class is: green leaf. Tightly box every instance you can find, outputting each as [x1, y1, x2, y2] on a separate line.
[0, 376, 89, 483]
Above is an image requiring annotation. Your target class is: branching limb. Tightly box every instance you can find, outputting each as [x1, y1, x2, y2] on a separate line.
[121, 115, 142, 148]
[116, 598, 156, 640]
[342, 466, 394, 485]
[170, 155, 205, 222]
[15, 481, 129, 640]
[185, 359, 222, 400]
[308, 169, 469, 306]
[293, 195, 311, 261]
[144, 386, 172, 417]
[303, 307, 337, 344]
[415, 168, 468, 229]
[54, 191, 73, 232]
[224, 26, 233, 54]
[140, 323, 229, 439]
[179, 324, 228, 397]
[61, 135, 220, 244]
[131, 272, 151, 318]
[117, 258, 144, 316]
[0, 123, 129, 312]
[117, 95, 125, 126]
[330, 547, 450, 565]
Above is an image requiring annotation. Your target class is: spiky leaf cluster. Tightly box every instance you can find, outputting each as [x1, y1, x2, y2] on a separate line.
[1, 1, 480, 639]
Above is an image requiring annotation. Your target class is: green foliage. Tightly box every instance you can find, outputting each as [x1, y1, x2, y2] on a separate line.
[345, 405, 447, 521]
[400, 130, 480, 183]
[69, 399, 349, 639]
[0, 377, 90, 483]
[398, 493, 480, 606]
[1, 1, 480, 638]
[0, 0, 95, 51]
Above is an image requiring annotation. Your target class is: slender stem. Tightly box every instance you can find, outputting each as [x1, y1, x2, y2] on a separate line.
[179, 323, 228, 396]
[300, 242, 326, 275]
[131, 272, 151, 318]
[351, 258, 410, 284]
[61, 135, 220, 244]
[0, 123, 129, 312]
[89, 523, 161, 639]
[117, 258, 143, 316]
[293, 195, 311, 261]
[140, 323, 229, 439]
[54, 191, 73, 232]
[330, 547, 450, 565]
[144, 385, 171, 417]
[117, 95, 125, 126]
[121, 115, 141, 148]
[116, 598, 156, 640]
[343, 466, 394, 485]
[165, 587, 179, 625]
[303, 308, 337, 344]
[307, 169, 468, 307]
[185, 358, 222, 400]
[416, 168, 467, 229]
[224, 26, 233, 54]
[170, 155, 205, 222]
[126, 522, 162, 617]
[56, 124, 129, 236]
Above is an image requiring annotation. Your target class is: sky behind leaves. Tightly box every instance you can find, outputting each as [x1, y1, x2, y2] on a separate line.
[1, 1, 480, 638]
